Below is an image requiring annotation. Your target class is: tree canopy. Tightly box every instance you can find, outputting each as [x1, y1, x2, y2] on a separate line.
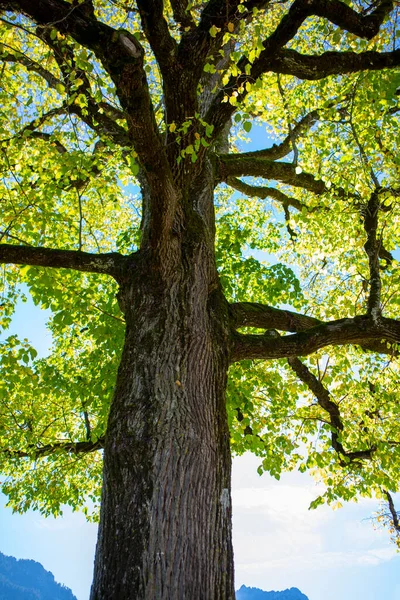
[0, 0, 400, 551]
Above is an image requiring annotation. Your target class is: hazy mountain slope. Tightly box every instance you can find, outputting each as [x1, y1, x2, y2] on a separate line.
[0, 551, 77, 600]
[236, 584, 309, 600]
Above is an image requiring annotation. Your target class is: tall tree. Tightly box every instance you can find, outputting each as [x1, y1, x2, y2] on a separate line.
[0, 1, 400, 598]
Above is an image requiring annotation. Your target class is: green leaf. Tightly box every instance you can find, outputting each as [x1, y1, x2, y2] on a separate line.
[209, 25, 220, 38]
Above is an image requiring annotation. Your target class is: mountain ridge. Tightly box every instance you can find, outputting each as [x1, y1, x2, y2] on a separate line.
[0, 550, 309, 600]
[236, 584, 309, 600]
[0, 551, 77, 600]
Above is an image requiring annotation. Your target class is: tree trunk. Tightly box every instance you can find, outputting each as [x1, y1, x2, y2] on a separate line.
[90, 169, 235, 599]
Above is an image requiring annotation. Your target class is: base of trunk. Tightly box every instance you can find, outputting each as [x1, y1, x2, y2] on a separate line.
[90, 260, 235, 599]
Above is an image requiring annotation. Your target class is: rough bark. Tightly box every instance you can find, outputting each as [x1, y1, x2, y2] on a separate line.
[90, 168, 235, 600]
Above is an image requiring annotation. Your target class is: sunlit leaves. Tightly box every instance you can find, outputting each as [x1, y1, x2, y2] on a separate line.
[228, 345, 400, 512]
[0, 0, 399, 536]
[0, 269, 125, 518]
[214, 12, 400, 529]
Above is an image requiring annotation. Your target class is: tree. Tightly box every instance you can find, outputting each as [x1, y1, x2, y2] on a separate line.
[0, 0, 399, 598]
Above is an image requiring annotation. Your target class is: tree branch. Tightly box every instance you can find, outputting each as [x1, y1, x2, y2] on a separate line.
[258, 0, 394, 62]
[230, 302, 398, 357]
[385, 490, 400, 532]
[26, 131, 67, 154]
[1, 0, 178, 248]
[226, 177, 305, 211]
[230, 315, 400, 362]
[288, 356, 376, 461]
[363, 189, 383, 320]
[2, 436, 104, 459]
[82, 406, 92, 441]
[136, 0, 177, 76]
[35, 26, 130, 147]
[233, 109, 320, 162]
[170, 0, 195, 30]
[219, 154, 327, 195]
[206, 47, 400, 136]
[195, 0, 269, 33]
[0, 42, 61, 88]
[230, 302, 321, 331]
[178, 0, 271, 82]
[0, 244, 130, 279]
[2, 127, 114, 196]
[0, 105, 68, 145]
[266, 47, 400, 81]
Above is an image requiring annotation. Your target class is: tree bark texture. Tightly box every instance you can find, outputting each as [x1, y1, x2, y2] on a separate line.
[90, 168, 235, 600]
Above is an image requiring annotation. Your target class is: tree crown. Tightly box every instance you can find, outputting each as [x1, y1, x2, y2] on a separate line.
[0, 0, 399, 540]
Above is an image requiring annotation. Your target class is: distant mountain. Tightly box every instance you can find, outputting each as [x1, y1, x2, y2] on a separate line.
[0, 551, 77, 600]
[236, 584, 309, 600]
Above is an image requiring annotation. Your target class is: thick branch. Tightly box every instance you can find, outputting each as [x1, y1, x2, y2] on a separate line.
[219, 154, 327, 195]
[136, 0, 197, 131]
[178, 0, 271, 81]
[230, 302, 321, 331]
[195, 0, 267, 33]
[0, 244, 129, 278]
[37, 24, 126, 126]
[266, 48, 400, 81]
[207, 47, 400, 136]
[36, 27, 130, 147]
[2, 436, 104, 459]
[1, 2, 163, 157]
[231, 315, 400, 362]
[259, 0, 394, 62]
[226, 177, 305, 211]
[136, 0, 177, 76]
[98, 101, 125, 122]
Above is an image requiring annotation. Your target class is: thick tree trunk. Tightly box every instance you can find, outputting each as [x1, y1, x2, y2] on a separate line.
[90, 170, 235, 599]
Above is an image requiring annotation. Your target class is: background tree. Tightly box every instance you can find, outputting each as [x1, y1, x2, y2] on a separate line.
[0, 1, 400, 598]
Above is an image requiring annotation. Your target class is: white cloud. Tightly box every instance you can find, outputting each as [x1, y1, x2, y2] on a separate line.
[232, 453, 398, 599]
[233, 484, 319, 513]
[236, 547, 397, 573]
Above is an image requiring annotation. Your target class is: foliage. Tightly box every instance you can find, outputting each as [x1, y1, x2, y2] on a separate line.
[0, 0, 399, 544]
